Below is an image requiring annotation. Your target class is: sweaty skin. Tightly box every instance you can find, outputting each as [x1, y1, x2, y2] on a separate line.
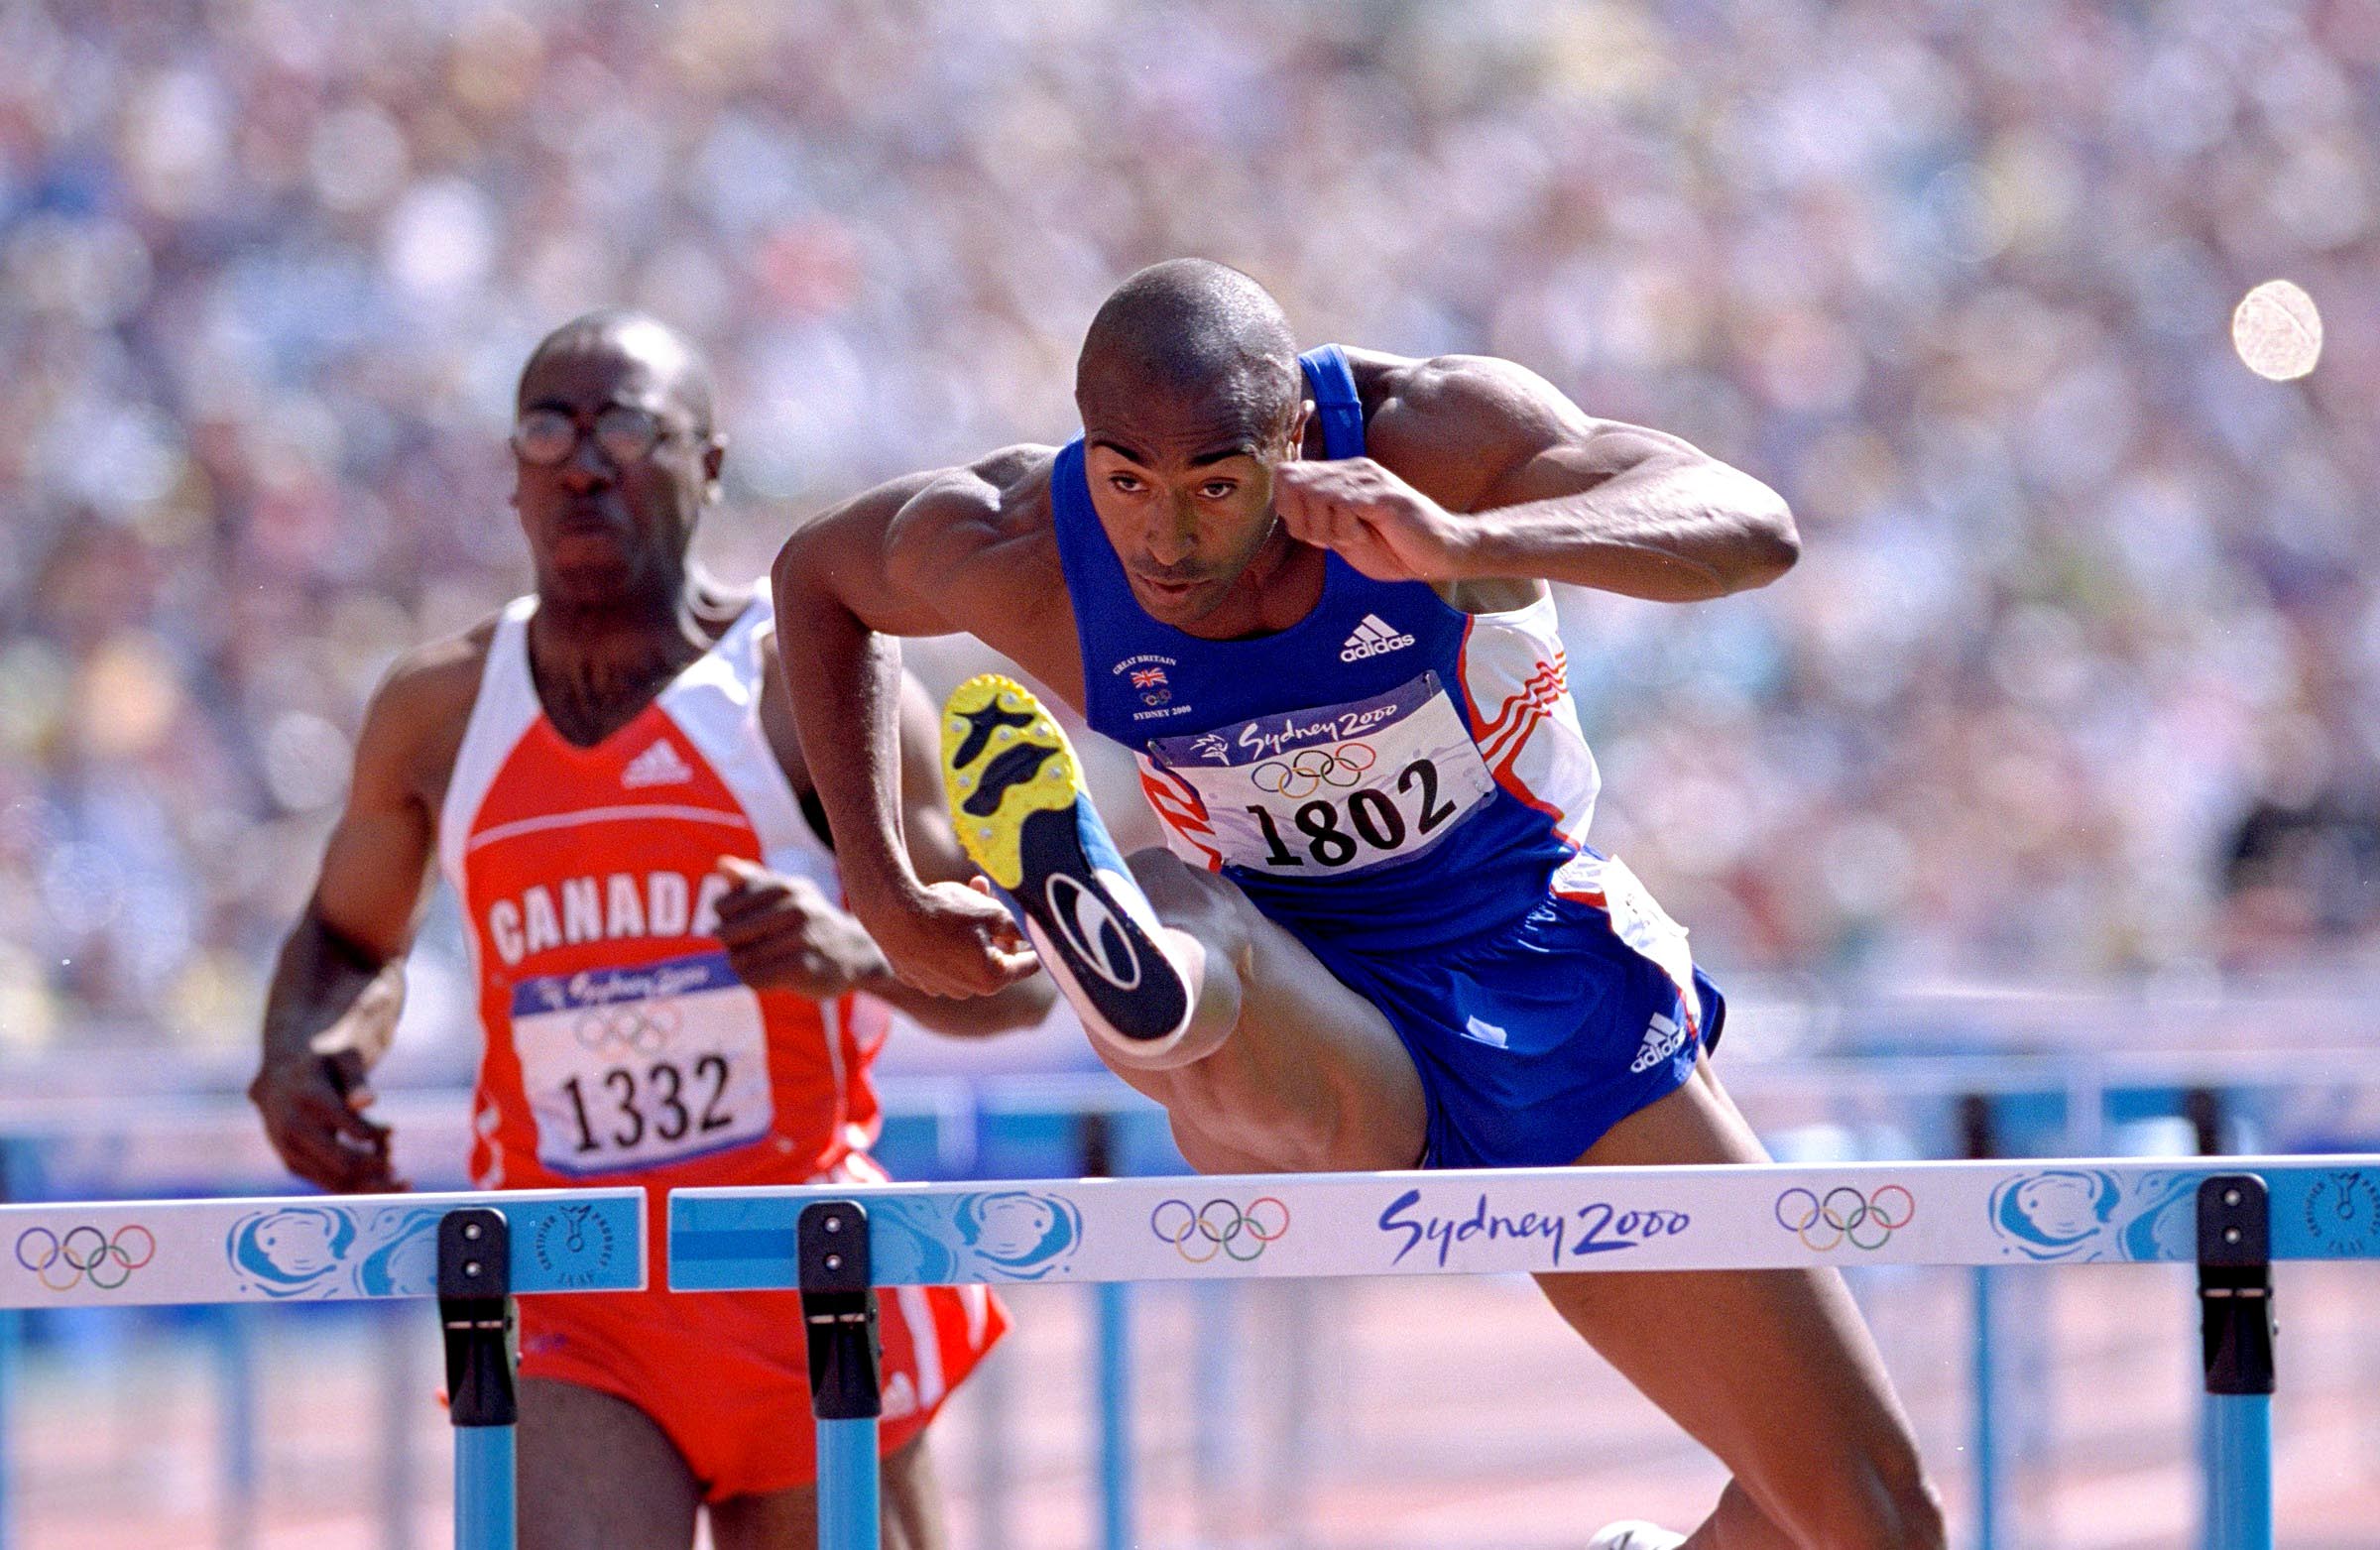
[253, 311, 1044, 1550]
[774, 263, 1939, 1550]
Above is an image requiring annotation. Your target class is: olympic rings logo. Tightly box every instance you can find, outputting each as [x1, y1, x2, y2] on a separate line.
[16, 1225, 156, 1291]
[1775, 1186, 1915, 1252]
[1250, 743, 1374, 798]
[1150, 1197, 1290, 1263]
[572, 1000, 678, 1055]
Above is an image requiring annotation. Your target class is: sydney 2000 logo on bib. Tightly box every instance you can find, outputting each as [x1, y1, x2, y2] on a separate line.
[1146, 672, 1496, 879]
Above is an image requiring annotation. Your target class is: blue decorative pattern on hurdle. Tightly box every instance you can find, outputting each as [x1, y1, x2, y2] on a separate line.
[672, 1156, 2368, 1550]
[0, 1188, 645, 1309]
[7, 1053, 2380, 1548]
[670, 1155, 2380, 1287]
[0, 1188, 645, 1550]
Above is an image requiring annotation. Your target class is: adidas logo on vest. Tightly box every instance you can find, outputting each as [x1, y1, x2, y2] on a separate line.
[1340, 613, 1416, 662]
[621, 739, 694, 788]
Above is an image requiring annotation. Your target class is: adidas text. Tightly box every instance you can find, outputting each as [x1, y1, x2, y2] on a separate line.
[1340, 614, 1416, 662]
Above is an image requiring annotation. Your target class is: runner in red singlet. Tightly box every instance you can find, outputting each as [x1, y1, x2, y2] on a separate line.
[251, 310, 1048, 1550]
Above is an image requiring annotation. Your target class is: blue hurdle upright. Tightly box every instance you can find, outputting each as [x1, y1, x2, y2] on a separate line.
[796, 1201, 882, 1550]
[2199, 1177, 2276, 1550]
[441, 1208, 519, 1550]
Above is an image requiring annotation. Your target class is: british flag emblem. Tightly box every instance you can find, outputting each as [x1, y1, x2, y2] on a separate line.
[1130, 667, 1168, 689]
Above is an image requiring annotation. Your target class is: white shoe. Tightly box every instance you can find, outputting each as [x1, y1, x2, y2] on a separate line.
[1587, 1524, 1687, 1550]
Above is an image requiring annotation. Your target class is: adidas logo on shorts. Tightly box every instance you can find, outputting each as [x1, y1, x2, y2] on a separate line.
[1630, 1012, 1690, 1074]
[1340, 613, 1416, 662]
[621, 739, 694, 788]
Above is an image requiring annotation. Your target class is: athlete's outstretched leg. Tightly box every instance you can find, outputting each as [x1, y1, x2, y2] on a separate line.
[943, 674, 1424, 1172]
[1124, 845, 1427, 1171]
[1537, 1059, 1945, 1550]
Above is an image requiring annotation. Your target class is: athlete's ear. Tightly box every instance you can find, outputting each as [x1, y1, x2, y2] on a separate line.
[702, 432, 727, 503]
[1283, 399, 1314, 461]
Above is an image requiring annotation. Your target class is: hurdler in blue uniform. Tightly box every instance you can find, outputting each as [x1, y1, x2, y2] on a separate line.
[777, 260, 1944, 1548]
[957, 341, 1726, 1172]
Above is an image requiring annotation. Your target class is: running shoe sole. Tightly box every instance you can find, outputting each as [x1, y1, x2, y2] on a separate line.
[941, 675, 1196, 1054]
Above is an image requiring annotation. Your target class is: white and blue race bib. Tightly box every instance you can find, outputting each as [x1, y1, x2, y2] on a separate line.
[1143, 671, 1497, 879]
[510, 950, 774, 1174]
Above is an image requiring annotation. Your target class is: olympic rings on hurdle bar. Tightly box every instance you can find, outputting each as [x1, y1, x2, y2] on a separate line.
[1149, 1196, 1291, 1262]
[1774, 1184, 1916, 1252]
[15, 1224, 157, 1291]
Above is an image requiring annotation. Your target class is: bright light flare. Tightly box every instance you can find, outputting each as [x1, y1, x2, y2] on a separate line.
[2231, 279, 2322, 382]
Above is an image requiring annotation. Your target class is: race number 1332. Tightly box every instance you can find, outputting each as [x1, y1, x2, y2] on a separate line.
[510, 951, 774, 1172]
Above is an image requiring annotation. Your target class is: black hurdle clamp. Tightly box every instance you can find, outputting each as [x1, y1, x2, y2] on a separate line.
[439, 1207, 518, 1428]
[799, 1201, 883, 1421]
[2197, 1174, 2275, 1396]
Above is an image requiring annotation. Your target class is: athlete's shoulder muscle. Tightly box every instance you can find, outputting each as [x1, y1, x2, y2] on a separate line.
[779, 446, 1055, 635]
[1347, 352, 1582, 502]
[778, 444, 1081, 699]
[356, 620, 496, 818]
[885, 445, 1059, 598]
[1364, 349, 1706, 509]
[307, 617, 494, 959]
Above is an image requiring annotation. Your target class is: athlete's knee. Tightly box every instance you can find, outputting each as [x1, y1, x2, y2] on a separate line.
[1125, 846, 1250, 1032]
[1126, 845, 1219, 906]
[1127, 847, 1251, 943]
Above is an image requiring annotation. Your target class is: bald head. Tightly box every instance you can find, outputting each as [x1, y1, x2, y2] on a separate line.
[1076, 260, 1300, 432]
[520, 308, 715, 433]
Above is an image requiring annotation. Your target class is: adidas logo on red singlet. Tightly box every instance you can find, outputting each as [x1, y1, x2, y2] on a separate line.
[621, 739, 693, 788]
[1340, 613, 1415, 662]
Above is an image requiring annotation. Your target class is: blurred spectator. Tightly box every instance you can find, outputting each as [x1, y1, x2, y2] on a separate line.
[1, 0, 2375, 1052]
[2219, 789, 2380, 966]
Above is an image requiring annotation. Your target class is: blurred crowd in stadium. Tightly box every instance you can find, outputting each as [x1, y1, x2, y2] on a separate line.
[2, 0, 2375, 1051]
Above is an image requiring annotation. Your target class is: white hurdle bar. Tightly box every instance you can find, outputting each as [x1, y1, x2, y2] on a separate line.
[0, 1188, 646, 1550]
[672, 1155, 2379, 1550]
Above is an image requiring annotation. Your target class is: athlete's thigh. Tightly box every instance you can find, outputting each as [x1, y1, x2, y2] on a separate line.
[517, 1376, 700, 1550]
[707, 1435, 942, 1550]
[1127, 847, 1426, 1172]
[1532, 1060, 1928, 1532]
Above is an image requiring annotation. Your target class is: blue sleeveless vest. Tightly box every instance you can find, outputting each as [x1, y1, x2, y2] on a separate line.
[1050, 346, 1603, 953]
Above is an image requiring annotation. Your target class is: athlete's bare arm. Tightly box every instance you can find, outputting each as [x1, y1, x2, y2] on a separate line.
[770, 449, 1078, 999]
[251, 630, 486, 1192]
[1276, 349, 1799, 605]
[716, 659, 1056, 1034]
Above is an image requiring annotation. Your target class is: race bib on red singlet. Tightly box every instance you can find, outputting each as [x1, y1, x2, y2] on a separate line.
[1142, 671, 1497, 877]
[509, 950, 774, 1174]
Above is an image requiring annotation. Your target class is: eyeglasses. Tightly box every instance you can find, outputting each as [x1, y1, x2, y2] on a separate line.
[511, 405, 691, 467]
